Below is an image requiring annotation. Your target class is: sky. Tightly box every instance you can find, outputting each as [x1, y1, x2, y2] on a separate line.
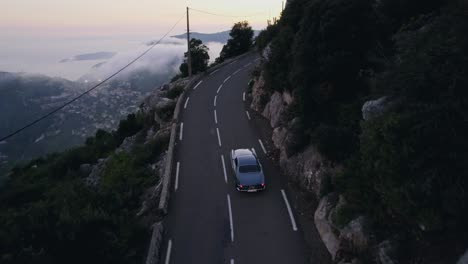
[1, 0, 283, 37]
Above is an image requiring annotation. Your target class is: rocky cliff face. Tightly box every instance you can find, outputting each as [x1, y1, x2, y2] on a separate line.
[249, 66, 399, 264]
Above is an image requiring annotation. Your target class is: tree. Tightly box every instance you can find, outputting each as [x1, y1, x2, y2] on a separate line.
[179, 38, 209, 77]
[217, 21, 254, 62]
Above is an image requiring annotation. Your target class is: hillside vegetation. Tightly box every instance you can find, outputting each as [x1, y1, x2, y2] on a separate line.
[257, 0, 468, 261]
[0, 91, 173, 263]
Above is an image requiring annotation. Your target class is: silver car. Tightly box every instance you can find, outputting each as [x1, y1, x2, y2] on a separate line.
[230, 148, 266, 192]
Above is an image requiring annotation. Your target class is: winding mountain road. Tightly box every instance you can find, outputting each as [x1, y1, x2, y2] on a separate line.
[163, 53, 311, 264]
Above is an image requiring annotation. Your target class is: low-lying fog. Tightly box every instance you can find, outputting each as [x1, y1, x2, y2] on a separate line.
[0, 34, 224, 81]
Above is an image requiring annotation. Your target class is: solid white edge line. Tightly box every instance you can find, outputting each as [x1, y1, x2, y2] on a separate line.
[281, 189, 298, 231]
[243, 92, 246, 101]
[258, 139, 267, 154]
[184, 97, 190, 109]
[224, 76, 231, 83]
[214, 110, 218, 124]
[217, 84, 223, 94]
[179, 123, 184, 141]
[193, 80, 203, 90]
[230, 259, 234, 264]
[227, 194, 234, 242]
[221, 155, 227, 183]
[214, 95, 217, 107]
[174, 162, 180, 191]
[165, 239, 173, 264]
[244, 62, 252, 68]
[246, 111, 251, 120]
[216, 127, 222, 147]
[252, 148, 257, 155]
[210, 69, 220, 76]
[233, 69, 241, 75]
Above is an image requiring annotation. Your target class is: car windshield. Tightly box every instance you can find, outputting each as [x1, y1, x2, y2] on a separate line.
[239, 164, 260, 173]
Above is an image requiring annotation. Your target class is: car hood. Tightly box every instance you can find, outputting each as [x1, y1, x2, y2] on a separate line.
[237, 172, 264, 185]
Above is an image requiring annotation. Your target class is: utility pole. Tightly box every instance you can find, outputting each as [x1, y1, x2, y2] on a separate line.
[186, 6, 192, 77]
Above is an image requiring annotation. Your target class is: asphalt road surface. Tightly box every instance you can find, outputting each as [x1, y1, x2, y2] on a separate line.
[164, 53, 310, 264]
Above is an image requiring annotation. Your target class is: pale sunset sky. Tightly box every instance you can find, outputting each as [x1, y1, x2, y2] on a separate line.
[1, 0, 283, 37]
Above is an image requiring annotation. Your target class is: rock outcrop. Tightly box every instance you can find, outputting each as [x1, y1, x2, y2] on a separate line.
[362, 96, 390, 121]
[249, 68, 400, 263]
[375, 240, 399, 264]
[339, 216, 375, 255]
[250, 73, 269, 113]
[315, 193, 341, 260]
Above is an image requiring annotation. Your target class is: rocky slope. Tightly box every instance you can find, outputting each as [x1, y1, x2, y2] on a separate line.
[249, 59, 399, 263]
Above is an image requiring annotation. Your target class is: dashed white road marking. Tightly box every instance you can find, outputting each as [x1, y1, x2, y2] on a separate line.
[230, 259, 235, 264]
[233, 69, 241, 75]
[174, 162, 180, 191]
[258, 139, 267, 154]
[221, 155, 227, 183]
[217, 84, 223, 94]
[244, 62, 252, 68]
[193, 80, 203, 90]
[210, 69, 220, 75]
[179, 123, 184, 141]
[224, 76, 231, 83]
[216, 127, 222, 147]
[214, 110, 218, 124]
[184, 97, 190, 109]
[165, 239, 173, 264]
[227, 194, 234, 242]
[214, 95, 217, 107]
[281, 189, 298, 231]
[243, 92, 246, 101]
[255, 58, 261, 62]
[246, 111, 251, 120]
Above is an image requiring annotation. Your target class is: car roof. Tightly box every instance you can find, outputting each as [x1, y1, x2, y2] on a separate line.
[234, 149, 254, 157]
[233, 149, 258, 165]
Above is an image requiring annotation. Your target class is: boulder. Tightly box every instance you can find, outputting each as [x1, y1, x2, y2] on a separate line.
[282, 91, 294, 105]
[262, 91, 286, 128]
[315, 193, 341, 260]
[141, 90, 164, 114]
[362, 96, 389, 121]
[272, 127, 288, 150]
[281, 145, 333, 198]
[458, 249, 468, 264]
[154, 98, 176, 122]
[115, 134, 137, 154]
[84, 158, 108, 187]
[375, 240, 399, 264]
[262, 43, 272, 61]
[339, 216, 375, 255]
[250, 73, 269, 113]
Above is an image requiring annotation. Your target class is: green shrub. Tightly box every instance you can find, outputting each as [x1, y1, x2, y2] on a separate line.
[255, 23, 279, 50]
[165, 85, 184, 99]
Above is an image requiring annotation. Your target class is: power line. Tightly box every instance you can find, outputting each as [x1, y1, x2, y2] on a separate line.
[189, 7, 267, 18]
[0, 13, 186, 143]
